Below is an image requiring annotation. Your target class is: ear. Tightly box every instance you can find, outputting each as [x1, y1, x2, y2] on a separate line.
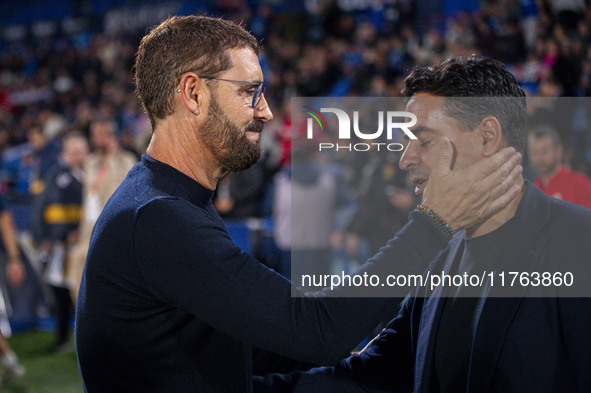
[479, 116, 504, 157]
[177, 73, 209, 117]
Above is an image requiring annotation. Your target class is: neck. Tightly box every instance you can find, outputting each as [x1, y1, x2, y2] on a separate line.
[464, 180, 526, 238]
[540, 164, 562, 187]
[147, 118, 226, 190]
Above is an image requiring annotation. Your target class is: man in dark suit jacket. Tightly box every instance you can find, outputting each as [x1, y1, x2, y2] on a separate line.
[254, 57, 591, 392]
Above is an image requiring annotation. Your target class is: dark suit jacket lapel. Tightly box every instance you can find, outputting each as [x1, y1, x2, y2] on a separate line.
[414, 238, 464, 393]
[468, 183, 551, 392]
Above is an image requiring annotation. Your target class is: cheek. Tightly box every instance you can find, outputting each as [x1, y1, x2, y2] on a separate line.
[534, 151, 550, 163]
[224, 94, 253, 115]
[225, 105, 253, 126]
[418, 144, 438, 172]
[422, 153, 435, 170]
[451, 134, 483, 169]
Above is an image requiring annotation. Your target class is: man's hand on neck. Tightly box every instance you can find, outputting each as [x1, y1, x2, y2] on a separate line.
[464, 182, 526, 238]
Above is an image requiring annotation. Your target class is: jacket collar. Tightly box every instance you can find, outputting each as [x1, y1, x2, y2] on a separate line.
[141, 154, 214, 206]
[468, 181, 552, 392]
[414, 238, 463, 393]
[415, 181, 552, 393]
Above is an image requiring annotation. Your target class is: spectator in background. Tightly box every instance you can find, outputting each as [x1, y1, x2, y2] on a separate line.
[0, 195, 26, 380]
[336, 147, 416, 337]
[26, 125, 62, 198]
[343, 150, 416, 258]
[1, 125, 60, 202]
[38, 132, 89, 352]
[28, 125, 62, 245]
[528, 125, 591, 209]
[214, 163, 266, 219]
[550, 0, 586, 34]
[272, 148, 336, 283]
[67, 120, 136, 302]
[2, 0, 591, 185]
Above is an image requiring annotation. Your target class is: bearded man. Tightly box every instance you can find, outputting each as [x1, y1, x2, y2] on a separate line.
[75, 17, 523, 393]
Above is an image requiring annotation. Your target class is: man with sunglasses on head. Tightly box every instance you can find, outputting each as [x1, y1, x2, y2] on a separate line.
[75, 16, 523, 393]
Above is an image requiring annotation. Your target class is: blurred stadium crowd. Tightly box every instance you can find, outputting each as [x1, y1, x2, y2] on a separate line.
[0, 0, 590, 331]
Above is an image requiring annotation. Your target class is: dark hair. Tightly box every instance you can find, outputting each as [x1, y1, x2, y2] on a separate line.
[135, 15, 260, 129]
[62, 130, 87, 143]
[61, 130, 88, 149]
[402, 56, 527, 154]
[529, 124, 562, 146]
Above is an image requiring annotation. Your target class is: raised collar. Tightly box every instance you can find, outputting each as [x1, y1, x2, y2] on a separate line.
[141, 154, 214, 205]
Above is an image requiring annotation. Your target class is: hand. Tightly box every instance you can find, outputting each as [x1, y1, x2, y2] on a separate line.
[6, 257, 26, 287]
[422, 138, 523, 232]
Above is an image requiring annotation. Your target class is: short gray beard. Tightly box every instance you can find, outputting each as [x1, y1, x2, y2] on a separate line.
[200, 95, 261, 173]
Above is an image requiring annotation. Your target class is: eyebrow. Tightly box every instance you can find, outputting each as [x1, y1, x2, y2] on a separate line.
[238, 84, 258, 90]
[240, 80, 263, 88]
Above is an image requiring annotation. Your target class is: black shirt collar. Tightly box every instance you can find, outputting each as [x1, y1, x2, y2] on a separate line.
[141, 154, 214, 205]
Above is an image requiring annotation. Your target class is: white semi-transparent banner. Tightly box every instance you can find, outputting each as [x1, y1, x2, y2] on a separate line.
[287, 96, 591, 297]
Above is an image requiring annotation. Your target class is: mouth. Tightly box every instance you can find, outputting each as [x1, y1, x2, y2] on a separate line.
[411, 177, 428, 196]
[246, 130, 261, 144]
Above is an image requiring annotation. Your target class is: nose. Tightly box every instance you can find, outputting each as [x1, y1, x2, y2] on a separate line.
[399, 141, 420, 170]
[255, 94, 273, 122]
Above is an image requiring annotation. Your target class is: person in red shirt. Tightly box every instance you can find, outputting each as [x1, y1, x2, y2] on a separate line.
[528, 125, 591, 209]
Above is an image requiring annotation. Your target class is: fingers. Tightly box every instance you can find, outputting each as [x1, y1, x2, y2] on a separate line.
[469, 150, 522, 220]
[471, 146, 518, 179]
[488, 162, 524, 201]
[425, 144, 524, 232]
[472, 162, 524, 222]
[476, 149, 522, 192]
[481, 152, 523, 197]
[484, 182, 523, 218]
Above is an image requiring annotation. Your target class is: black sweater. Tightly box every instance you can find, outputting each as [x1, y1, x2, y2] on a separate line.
[75, 154, 448, 393]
